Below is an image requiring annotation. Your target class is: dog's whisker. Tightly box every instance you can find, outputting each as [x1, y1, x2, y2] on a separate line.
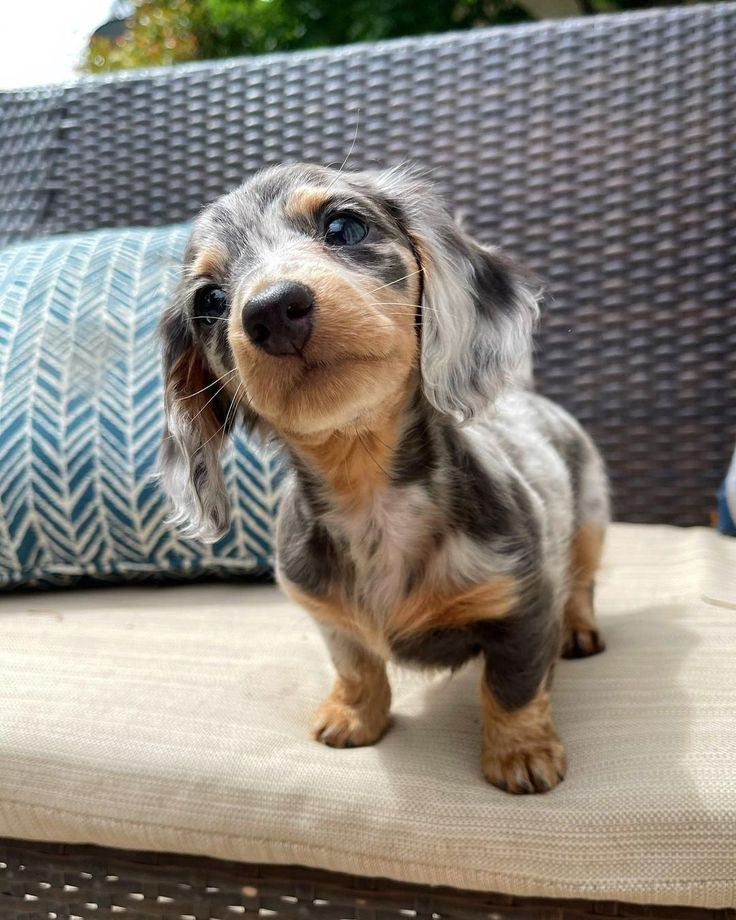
[367, 269, 423, 294]
[357, 431, 390, 479]
[369, 429, 393, 454]
[372, 301, 439, 314]
[189, 375, 239, 423]
[193, 419, 227, 456]
[324, 109, 361, 195]
[194, 381, 246, 456]
[225, 381, 249, 434]
[373, 307, 439, 321]
[370, 302, 425, 309]
[223, 381, 243, 430]
[177, 368, 238, 401]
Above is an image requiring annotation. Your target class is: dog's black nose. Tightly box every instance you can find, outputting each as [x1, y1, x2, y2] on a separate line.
[242, 281, 314, 356]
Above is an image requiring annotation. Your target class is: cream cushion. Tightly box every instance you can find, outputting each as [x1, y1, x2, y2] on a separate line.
[1, 523, 735, 908]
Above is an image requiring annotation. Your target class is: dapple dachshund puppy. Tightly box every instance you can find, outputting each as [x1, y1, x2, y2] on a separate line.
[159, 163, 609, 794]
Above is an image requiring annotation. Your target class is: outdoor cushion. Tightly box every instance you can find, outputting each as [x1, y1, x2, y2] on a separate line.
[0, 226, 283, 590]
[0, 523, 734, 908]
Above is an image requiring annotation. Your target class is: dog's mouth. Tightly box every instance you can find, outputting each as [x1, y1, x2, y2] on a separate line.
[233, 341, 411, 437]
[245, 342, 393, 378]
[301, 352, 388, 374]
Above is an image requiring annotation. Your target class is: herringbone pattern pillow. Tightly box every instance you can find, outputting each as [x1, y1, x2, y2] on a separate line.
[0, 225, 283, 589]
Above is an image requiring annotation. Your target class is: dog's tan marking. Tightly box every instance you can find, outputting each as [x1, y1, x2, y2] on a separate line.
[286, 573, 518, 657]
[166, 348, 227, 443]
[279, 338, 419, 508]
[285, 585, 391, 747]
[312, 653, 392, 748]
[282, 584, 390, 659]
[291, 412, 401, 512]
[191, 240, 229, 279]
[387, 576, 519, 642]
[562, 523, 605, 658]
[286, 187, 330, 221]
[480, 681, 566, 794]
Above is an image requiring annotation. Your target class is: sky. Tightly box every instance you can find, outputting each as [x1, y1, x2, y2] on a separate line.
[0, 0, 113, 90]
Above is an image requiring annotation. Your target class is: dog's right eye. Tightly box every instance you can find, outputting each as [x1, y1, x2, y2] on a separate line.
[324, 214, 369, 246]
[194, 285, 228, 326]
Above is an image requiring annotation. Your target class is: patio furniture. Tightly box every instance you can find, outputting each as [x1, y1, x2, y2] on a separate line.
[1, 5, 735, 918]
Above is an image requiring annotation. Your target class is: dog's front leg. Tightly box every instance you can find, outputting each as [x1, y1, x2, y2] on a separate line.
[478, 600, 566, 793]
[480, 678, 566, 794]
[281, 581, 392, 747]
[312, 624, 392, 748]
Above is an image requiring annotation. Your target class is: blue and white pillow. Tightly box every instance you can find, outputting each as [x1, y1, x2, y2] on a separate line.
[0, 225, 285, 590]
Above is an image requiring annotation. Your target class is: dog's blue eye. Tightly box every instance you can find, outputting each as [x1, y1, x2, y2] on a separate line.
[194, 285, 228, 325]
[324, 215, 368, 246]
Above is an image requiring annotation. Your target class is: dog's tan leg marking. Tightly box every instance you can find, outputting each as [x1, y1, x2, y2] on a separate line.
[313, 632, 392, 749]
[562, 523, 606, 659]
[283, 584, 391, 748]
[481, 680, 566, 794]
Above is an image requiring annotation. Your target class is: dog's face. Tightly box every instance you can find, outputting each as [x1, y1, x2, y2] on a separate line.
[160, 163, 539, 540]
[187, 163, 422, 438]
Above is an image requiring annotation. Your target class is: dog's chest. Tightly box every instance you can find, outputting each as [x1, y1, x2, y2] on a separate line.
[334, 485, 437, 618]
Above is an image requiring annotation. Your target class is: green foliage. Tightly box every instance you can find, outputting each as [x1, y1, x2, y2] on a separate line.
[80, 0, 706, 73]
[197, 0, 533, 56]
[81, 0, 533, 72]
[83, 1, 200, 72]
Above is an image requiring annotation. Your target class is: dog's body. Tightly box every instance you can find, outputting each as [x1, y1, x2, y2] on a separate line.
[160, 162, 609, 794]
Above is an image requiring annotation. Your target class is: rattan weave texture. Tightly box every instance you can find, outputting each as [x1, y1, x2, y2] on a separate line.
[0, 87, 65, 247]
[1, 837, 733, 920]
[0, 5, 734, 524]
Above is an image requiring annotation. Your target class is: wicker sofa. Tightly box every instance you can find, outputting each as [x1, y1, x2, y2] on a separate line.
[1, 4, 736, 919]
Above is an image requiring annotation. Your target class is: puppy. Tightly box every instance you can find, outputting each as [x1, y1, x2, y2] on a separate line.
[159, 163, 609, 794]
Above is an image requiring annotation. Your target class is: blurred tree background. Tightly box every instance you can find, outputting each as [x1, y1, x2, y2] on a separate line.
[81, 0, 709, 73]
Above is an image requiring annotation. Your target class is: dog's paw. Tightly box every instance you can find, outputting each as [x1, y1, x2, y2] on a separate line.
[312, 699, 390, 748]
[483, 737, 567, 794]
[561, 626, 606, 659]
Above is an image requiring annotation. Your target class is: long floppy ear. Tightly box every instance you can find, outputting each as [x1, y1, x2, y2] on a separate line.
[158, 294, 232, 543]
[375, 168, 541, 421]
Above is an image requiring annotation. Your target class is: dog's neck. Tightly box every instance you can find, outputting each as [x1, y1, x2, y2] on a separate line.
[284, 385, 437, 517]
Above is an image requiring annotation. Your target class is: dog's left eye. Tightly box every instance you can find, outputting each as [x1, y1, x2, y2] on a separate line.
[324, 215, 368, 246]
[194, 285, 228, 325]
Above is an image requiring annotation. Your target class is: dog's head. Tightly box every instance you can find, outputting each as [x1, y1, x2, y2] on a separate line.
[160, 163, 540, 540]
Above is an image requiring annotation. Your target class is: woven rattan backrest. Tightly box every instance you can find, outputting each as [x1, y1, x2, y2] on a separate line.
[1, 5, 734, 524]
